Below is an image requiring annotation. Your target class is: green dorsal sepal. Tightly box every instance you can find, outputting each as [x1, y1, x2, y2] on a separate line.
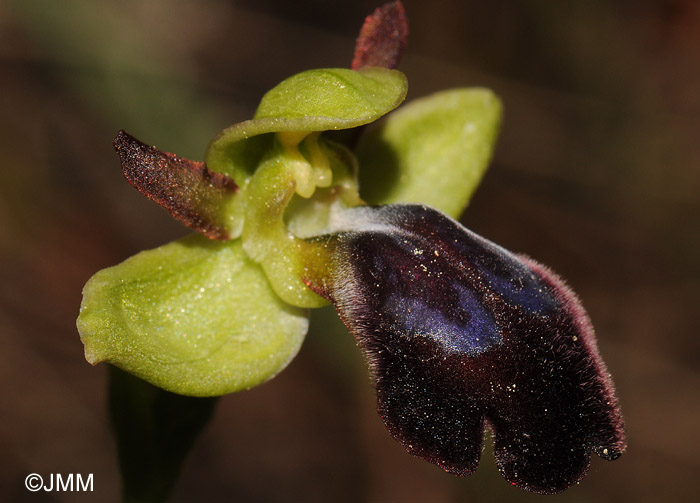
[205, 67, 407, 186]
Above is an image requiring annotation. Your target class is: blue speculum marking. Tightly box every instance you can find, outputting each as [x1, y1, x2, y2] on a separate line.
[358, 221, 504, 357]
[385, 283, 501, 356]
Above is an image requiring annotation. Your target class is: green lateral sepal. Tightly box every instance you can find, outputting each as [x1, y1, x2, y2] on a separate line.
[357, 88, 502, 218]
[77, 234, 309, 397]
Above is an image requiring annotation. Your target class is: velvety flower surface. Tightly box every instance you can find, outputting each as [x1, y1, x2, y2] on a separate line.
[306, 204, 625, 493]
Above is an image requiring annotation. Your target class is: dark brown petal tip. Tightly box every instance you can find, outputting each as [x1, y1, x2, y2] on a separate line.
[351, 1, 409, 70]
[313, 204, 625, 494]
[113, 130, 238, 240]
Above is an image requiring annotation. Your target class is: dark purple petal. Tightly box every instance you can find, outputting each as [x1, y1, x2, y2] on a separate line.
[308, 204, 625, 494]
[114, 130, 238, 240]
[351, 1, 409, 70]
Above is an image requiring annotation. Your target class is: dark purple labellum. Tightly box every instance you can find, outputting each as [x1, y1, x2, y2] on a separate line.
[351, 1, 409, 71]
[114, 130, 238, 240]
[308, 204, 625, 494]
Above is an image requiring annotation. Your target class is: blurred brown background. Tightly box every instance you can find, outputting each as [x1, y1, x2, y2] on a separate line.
[1, 0, 698, 501]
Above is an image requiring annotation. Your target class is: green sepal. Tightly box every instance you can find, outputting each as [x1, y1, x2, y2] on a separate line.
[356, 88, 502, 218]
[77, 234, 308, 397]
[255, 67, 407, 124]
[205, 67, 407, 185]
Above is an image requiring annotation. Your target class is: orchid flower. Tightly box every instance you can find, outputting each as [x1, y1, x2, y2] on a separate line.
[77, 2, 624, 494]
